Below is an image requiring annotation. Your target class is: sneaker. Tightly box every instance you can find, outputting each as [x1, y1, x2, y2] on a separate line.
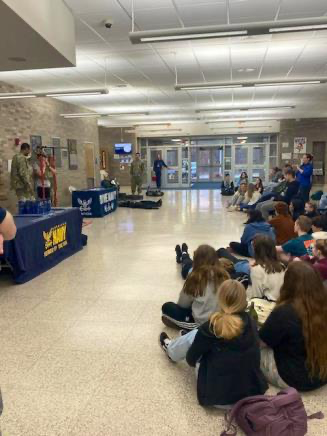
[157, 199, 162, 207]
[175, 245, 182, 264]
[181, 242, 188, 253]
[159, 332, 171, 354]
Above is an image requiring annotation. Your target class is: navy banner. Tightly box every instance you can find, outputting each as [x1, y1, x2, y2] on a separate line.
[72, 187, 118, 217]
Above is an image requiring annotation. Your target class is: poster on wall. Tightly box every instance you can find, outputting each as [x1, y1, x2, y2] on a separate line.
[67, 139, 78, 170]
[294, 137, 307, 154]
[52, 137, 62, 168]
[101, 150, 107, 169]
[30, 135, 42, 151]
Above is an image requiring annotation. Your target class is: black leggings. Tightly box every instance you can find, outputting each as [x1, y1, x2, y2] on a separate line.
[229, 242, 250, 257]
[181, 253, 193, 279]
[161, 302, 197, 330]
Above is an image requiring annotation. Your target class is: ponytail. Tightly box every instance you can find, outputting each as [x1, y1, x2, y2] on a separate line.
[210, 312, 244, 340]
[209, 279, 248, 340]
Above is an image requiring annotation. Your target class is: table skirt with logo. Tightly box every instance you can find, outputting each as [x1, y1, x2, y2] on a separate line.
[1, 208, 86, 284]
[72, 187, 118, 217]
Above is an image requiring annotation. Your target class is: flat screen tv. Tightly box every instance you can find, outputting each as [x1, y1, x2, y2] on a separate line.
[115, 143, 132, 154]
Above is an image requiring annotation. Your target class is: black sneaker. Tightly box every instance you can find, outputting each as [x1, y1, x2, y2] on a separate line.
[175, 245, 182, 263]
[157, 199, 162, 207]
[159, 332, 171, 354]
[181, 242, 188, 253]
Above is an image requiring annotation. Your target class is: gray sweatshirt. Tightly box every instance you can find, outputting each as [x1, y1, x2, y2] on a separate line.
[177, 282, 219, 326]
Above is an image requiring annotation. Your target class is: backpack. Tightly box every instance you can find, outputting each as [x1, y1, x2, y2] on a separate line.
[220, 387, 324, 436]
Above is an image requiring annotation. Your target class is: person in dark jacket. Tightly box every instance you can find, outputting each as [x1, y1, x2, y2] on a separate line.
[229, 210, 275, 257]
[289, 198, 305, 221]
[221, 173, 235, 196]
[256, 168, 299, 220]
[259, 262, 327, 391]
[159, 280, 268, 407]
[153, 153, 168, 191]
[296, 154, 313, 203]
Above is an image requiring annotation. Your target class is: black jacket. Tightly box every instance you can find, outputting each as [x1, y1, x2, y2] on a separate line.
[186, 313, 268, 406]
[275, 180, 300, 204]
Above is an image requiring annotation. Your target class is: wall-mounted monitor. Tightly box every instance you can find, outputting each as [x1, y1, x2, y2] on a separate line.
[115, 143, 132, 155]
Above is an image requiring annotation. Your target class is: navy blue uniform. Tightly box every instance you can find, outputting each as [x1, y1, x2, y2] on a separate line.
[153, 159, 167, 189]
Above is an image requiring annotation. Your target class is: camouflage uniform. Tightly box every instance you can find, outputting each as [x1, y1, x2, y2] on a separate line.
[10, 153, 34, 201]
[130, 159, 145, 195]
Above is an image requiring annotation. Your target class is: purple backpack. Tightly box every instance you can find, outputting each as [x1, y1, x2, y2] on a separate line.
[221, 387, 324, 436]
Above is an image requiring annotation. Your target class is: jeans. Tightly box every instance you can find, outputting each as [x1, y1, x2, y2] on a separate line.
[167, 329, 198, 361]
[299, 185, 311, 203]
[256, 200, 275, 220]
[155, 171, 162, 189]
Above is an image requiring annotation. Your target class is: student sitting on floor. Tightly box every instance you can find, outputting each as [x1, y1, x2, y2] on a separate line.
[268, 202, 296, 245]
[159, 280, 268, 407]
[227, 183, 247, 210]
[312, 214, 327, 233]
[276, 215, 313, 258]
[229, 210, 275, 258]
[175, 243, 250, 287]
[296, 233, 327, 281]
[162, 245, 229, 330]
[255, 177, 264, 195]
[221, 173, 235, 196]
[238, 183, 262, 211]
[289, 198, 305, 221]
[259, 261, 327, 391]
[218, 235, 285, 302]
[304, 201, 318, 219]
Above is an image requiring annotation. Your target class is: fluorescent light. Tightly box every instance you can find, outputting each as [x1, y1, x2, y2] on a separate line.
[60, 111, 149, 118]
[175, 78, 327, 91]
[134, 123, 171, 127]
[140, 30, 247, 42]
[171, 139, 181, 142]
[254, 81, 321, 87]
[129, 17, 327, 44]
[196, 106, 294, 113]
[206, 117, 278, 123]
[237, 137, 248, 140]
[270, 24, 327, 33]
[104, 112, 149, 117]
[0, 94, 36, 100]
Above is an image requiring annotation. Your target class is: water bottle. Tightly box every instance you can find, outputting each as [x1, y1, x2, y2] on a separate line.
[18, 201, 26, 215]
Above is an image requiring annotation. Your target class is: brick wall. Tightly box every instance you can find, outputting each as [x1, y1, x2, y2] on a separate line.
[98, 126, 137, 186]
[0, 81, 100, 212]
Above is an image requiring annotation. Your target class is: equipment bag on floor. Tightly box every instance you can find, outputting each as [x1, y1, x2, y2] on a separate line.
[220, 387, 324, 436]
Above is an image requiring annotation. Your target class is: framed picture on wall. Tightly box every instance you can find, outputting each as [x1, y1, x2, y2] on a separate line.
[30, 135, 42, 151]
[101, 150, 107, 169]
[67, 139, 78, 170]
[51, 137, 62, 168]
[294, 137, 307, 154]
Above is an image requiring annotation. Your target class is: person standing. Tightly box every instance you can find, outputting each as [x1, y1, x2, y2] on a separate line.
[153, 153, 168, 191]
[296, 153, 313, 203]
[33, 148, 56, 201]
[10, 143, 34, 201]
[130, 152, 145, 195]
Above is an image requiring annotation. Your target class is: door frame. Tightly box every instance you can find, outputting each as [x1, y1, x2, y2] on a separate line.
[146, 146, 191, 188]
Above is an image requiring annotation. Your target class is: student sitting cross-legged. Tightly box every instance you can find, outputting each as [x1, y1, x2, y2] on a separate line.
[162, 245, 230, 330]
[218, 234, 285, 302]
[276, 215, 313, 259]
[159, 280, 268, 408]
[268, 202, 296, 245]
[259, 261, 327, 391]
[229, 209, 275, 258]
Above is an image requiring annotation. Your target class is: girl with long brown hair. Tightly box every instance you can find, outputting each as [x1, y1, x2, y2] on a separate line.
[259, 261, 327, 391]
[160, 280, 267, 407]
[162, 244, 229, 330]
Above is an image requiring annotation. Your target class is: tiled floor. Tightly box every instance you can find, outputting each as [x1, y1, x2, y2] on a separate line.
[0, 190, 326, 435]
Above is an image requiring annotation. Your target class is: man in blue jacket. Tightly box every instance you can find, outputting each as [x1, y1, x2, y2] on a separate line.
[153, 153, 168, 191]
[296, 153, 313, 202]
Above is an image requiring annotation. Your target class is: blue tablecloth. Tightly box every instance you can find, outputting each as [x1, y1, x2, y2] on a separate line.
[1, 208, 86, 284]
[72, 187, 118, 217]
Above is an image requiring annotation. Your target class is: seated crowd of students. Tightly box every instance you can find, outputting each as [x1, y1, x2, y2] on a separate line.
[158, 167, 327, 410]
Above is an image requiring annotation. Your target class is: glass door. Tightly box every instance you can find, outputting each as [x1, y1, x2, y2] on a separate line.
[165, 148, 179, 187]
[251, 145, 267, 182]
[233, 145, 249, 185]
[231, 144, 269, 184]
[191, 147, 224, 182]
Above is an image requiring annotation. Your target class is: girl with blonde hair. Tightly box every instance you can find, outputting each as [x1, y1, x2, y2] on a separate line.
[160, 280, 268, 407]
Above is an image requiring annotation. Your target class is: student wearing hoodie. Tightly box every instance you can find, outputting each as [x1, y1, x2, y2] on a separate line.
[296, 233, 327, 281]
[162, 245, 229, 330]
[229, 210, 275, 257]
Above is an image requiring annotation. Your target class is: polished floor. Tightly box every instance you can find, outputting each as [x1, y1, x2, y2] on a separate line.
[0, 190, 326, 435]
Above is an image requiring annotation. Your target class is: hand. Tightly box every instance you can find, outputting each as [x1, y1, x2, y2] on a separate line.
[0, 234, 4, 255]
[293, 257, 301, 262]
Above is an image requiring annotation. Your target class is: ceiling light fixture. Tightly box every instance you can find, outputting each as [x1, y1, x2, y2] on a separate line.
[175, 78, 327, 91]
[129, 17, 327, 44]
[206, 117, 278, 123]
[60, 111, 149, 118]
[0, 89, 108, 100]
[237, 136, 248, 140]
[196, 106, 295, 113]
[171, 139, 181, 142]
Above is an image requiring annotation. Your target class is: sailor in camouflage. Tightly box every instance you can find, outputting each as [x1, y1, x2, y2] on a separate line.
[130, 152, 145, 195]
[10, 143, 35, 201]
